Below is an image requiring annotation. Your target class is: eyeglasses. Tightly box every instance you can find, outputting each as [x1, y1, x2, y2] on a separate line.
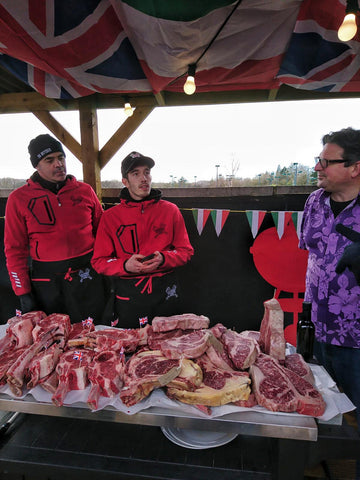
[314, 157, 349, 169]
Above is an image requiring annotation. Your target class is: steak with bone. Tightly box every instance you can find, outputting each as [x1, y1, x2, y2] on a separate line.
[120, 349, 182, 406]
[67, 325, 150, 353]
[26, 342, 63, 389]
[221, 329, 258, 370]
[0, 347, 27, 385]
[151, 313, 210, 332]
[32, 313, 71, 348]
[167, 353, 251, 407]
[159, 330, 212, 360]
[52, 349, 95, 406]
[6, 328, 57, 396]
[284, 353, 315, 385]
[259, 298, 286, 362]
[87, 350, 125, 410]
[0, 311, 46, 353]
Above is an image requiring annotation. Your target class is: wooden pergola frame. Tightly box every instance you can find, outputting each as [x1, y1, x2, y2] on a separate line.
[0, 87, 359, 199]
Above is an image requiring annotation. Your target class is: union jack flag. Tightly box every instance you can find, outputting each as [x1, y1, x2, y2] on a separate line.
[111, 318, 119, 327]
[139, 316, 148, 327]
[119, 346, 125, 361]
[0, 0, 149, 99]
[15, 309, 22, 317]
[73, 350, 84, 361]
[82, 317, 94, 328]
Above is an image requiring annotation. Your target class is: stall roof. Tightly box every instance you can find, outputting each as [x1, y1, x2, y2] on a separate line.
[0, 0, 359, 195]
[0, 0, 359, 110]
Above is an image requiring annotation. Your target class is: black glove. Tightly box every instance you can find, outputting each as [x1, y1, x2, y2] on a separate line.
[335, 224, 360, 284]
[19, 293, 37, 314]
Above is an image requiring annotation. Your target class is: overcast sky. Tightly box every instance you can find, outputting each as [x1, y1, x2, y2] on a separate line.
[1, 97, 360, 183]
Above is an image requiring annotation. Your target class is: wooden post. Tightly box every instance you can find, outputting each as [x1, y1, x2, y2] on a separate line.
[79, 96, 102, 199]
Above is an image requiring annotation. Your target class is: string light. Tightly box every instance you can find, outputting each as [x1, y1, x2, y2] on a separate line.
[183, 64, 196, 95]
[338, 0, 359, 41]
[124, 101, 133, 117]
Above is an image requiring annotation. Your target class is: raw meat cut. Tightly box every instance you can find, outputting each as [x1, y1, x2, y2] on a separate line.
[259, 298, 286, 362]
[67, 325, 150, 353]
[52, 349, 95, 406]
[87, 350, 125, 410]
[209, 323, 228, 339]
[32, 313, 71, 348]
[0, 347, 27, 385]
[221, 329, 258, 370]
[166, 358, 203, 391]
[120, 349, 181, 406]
[147, 328, 185, 350]
[167, 354, 251, 407]
[38, 370, 59, 393]
[282, 367, 326, 417]
[250, 353, 299, 413]
[159, 330, 212, 359]
[233, 392, 258, 408]
[204, 337, 235, 371]
[26, 343, 62, 389]
[151, 313, 210, 332]
[1, 311, 46, 352]
[284, 353, 315, 385]
[6, 329, 57, 396]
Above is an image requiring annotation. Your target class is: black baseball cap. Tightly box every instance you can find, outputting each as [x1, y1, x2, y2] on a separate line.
[121, 151, 155, 177]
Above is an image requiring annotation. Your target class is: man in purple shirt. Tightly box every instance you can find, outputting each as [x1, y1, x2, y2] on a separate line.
[300, 128, 360, 459]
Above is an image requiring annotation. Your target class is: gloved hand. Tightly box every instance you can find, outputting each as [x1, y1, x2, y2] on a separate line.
[19, 293, 37, 313]
[335, 224, 360, 285]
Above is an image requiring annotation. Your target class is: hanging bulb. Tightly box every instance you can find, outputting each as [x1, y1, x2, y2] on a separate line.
[183, 64, 197, 95]
[338, 13, 357, 41]
[124, 102, 133, 117]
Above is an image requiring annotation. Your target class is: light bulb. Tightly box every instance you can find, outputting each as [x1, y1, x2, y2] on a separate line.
[124, 102, 133, 117]
[338, 13, 357, 41]
[183, 75, 196, 95]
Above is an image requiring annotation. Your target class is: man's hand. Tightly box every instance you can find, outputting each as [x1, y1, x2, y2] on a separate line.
[335, 224, 360, 284]
[124, 251, 163, 274]
[19, 293, 37, 313]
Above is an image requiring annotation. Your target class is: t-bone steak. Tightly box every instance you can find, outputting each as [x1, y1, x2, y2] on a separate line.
[120, 349, 182, 407]
[259, 298, 286, 362]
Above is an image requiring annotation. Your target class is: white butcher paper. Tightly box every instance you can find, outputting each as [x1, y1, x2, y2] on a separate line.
[0, 327, 356, 421]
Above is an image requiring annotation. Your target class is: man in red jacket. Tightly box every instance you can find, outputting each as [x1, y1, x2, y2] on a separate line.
[91, 151, 194, 328]
[4, 134, 106, 323]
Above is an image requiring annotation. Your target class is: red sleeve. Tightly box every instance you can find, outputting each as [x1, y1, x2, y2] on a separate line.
[4, 191, 32, 295]
[88, 185, 103, 235]
[91, 214, 128, 276]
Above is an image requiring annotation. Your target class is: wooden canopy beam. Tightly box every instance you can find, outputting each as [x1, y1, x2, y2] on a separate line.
[99, 105, 155, 170]
[79, 96, 101, 198]
[32, 110, 82, 160]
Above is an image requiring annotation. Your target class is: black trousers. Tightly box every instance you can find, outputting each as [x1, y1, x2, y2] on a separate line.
[109, 270, 183, 329]
[30, 252, 107, 324]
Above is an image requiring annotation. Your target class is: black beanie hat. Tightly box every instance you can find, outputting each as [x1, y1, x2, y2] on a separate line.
[28, 134, 65, 168]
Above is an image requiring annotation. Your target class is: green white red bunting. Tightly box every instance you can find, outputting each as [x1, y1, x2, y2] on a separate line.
[291, 211, 304, 239]
[271, 211, 293, 239]
[246, 210, 266, 238]
[210, 209, 230, 237]
[192, 209, 211, 235]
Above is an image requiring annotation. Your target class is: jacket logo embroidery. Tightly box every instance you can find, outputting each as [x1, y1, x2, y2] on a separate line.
[154, 223, 166, 238]
[71, 195, 82, 206]
[79, 268, 92, 283]
[116, 224, 139, 254]
[166, 284, 178, 300]
[28, 195, 55, 225]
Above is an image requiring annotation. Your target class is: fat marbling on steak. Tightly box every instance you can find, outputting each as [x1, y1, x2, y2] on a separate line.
[284, 353, 315, 385]
[221, 329, 258, 370]
[159, 329, 212, 359]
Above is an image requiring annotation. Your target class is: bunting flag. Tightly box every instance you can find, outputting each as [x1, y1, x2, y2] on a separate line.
[291, 211, 304, 239]
[271, 211, 293, 239]
[210, 209, 230, 237]
[246, 210, 267, 238]
[192, 209, 211, 235]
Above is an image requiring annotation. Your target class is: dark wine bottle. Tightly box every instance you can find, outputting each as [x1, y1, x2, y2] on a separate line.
[296, 301, 315, 362]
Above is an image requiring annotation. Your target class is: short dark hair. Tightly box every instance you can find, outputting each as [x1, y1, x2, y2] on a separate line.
[322, 127, 360, 165]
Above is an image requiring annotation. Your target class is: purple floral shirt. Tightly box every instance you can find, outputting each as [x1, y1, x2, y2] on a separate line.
[299, 188, 360, 348]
